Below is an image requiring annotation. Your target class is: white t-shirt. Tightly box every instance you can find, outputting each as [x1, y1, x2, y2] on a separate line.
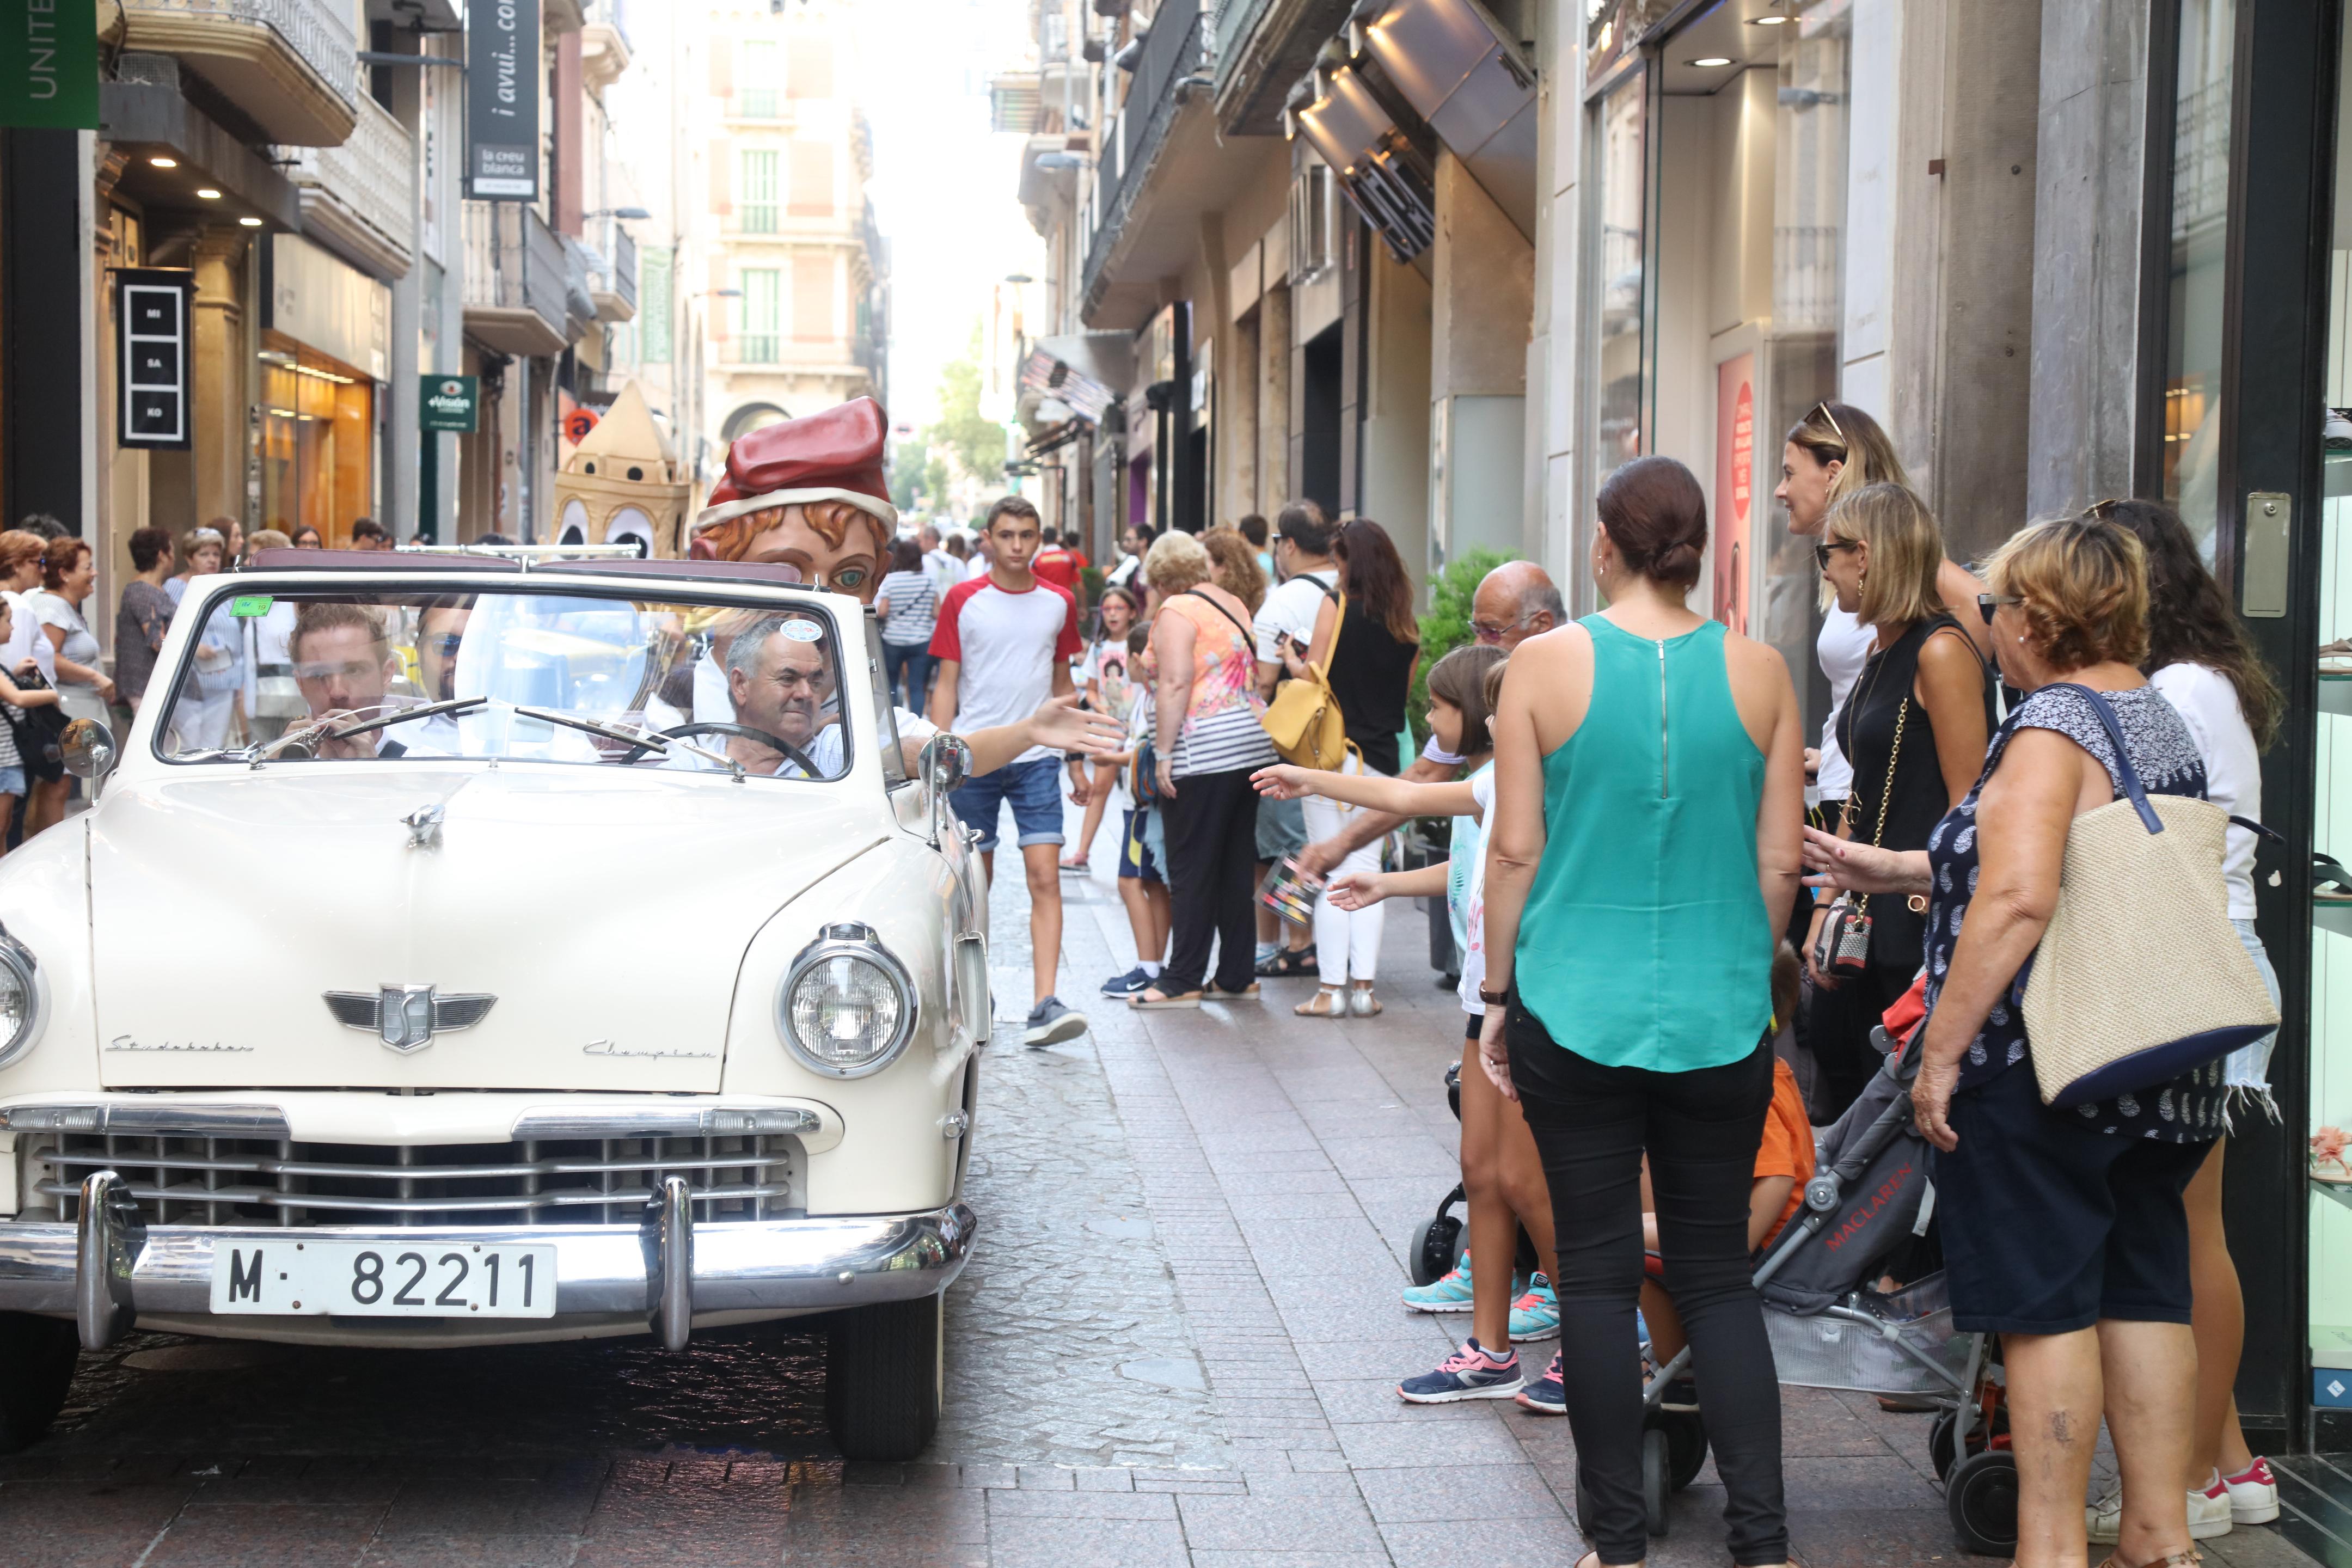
[964, 554, 994, 583]
[2151, 661, 2262, 921]
[1815, 605, 1873, 800]
[923, 548, 961, 602]
[1456, 765, 1497, 1016]
[1253, 567, 1338, 663]
[1, 591, 52, 683]
[929, 575, 1081, 765]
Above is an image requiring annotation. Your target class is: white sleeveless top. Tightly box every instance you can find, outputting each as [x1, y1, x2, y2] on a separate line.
[1814, 605, 1873, 801]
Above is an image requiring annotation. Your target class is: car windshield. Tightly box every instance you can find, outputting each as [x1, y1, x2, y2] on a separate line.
[154, 585, 859, 782]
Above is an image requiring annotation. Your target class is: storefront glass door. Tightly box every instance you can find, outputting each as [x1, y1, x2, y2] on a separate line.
[260, 334, 375, 546]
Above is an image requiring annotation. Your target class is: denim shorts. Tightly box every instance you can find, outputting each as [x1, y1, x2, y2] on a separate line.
[948, 754, 1064, 852]
[1255, 793, 1306, 861]
[0, 767, 26, 798]
[1119, 807, 1164, 883]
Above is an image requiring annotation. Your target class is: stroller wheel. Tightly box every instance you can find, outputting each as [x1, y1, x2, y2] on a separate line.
[1928, 1407, 1975, 1481]
[1641, 1427, 1671, 1536]
[1662, 1409, 1708, 1491]
[1944, 1447, 2019, 1557]
[1409, 1214, 1465, 1287]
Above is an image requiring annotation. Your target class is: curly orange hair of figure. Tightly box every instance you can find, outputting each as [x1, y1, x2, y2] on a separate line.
[689, 499, 887, 564]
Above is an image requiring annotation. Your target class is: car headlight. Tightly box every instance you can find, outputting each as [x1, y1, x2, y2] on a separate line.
[0, 933, 39, 1069]
[778, 922, 916, 1079]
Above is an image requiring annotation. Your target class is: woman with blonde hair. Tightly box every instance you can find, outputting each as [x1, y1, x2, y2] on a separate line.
[1130, 530, 1277, 1008]
[1803, 482, 1991, 1115]
[1807, 513, 2222, 1568]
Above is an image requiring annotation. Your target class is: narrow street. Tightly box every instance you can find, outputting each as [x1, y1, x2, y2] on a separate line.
[0, 828, 2325, 1568]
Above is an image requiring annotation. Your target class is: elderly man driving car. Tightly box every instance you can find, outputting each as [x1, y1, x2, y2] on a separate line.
[720, 612, 840, 777]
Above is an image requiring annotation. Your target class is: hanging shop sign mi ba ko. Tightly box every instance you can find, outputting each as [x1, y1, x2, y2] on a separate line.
[467, 0, 540, 200]
[0, 0, 96, 129]
[115, 268, 195, 452]
[420, 375, 480, 434]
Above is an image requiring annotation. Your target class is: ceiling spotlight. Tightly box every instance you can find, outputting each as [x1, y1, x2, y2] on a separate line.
[1749, 9, 1793, 21]
[237, 216, 264, 227]
[149, 155, 177, 168]
[1688, 56, 1734, 66]
[195, 188, 222, 199]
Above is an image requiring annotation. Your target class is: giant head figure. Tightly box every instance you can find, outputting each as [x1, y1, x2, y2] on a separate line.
[689, 396, 897, 601]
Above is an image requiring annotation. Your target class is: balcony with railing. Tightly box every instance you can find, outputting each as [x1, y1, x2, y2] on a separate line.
[462, 202, 575, 358]
[119, 0, 359, 146]
[1081, 2, 1203, 309]
[1209, 0, 1349, 136]
[589, 223, 639, 322]
[278, 96, 414, 280]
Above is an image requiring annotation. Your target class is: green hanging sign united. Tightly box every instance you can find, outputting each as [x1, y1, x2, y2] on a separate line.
[0, 0, 96, 130]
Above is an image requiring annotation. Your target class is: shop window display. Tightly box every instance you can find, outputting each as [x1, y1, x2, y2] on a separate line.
[259, 335, 375, 549]
[2162, 0, 2237, 554]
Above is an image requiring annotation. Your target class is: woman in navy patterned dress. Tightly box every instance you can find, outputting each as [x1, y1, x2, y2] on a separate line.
[1803, 514, 2215, 1568]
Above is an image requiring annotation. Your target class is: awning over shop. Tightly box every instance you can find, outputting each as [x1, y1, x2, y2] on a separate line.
[1354, 0, 1536, 239]
[1016, 332, 1136, 427]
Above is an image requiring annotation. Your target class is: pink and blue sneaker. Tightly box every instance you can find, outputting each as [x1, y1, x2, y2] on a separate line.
[1515, 1352, 1565, 1414]
[1398, 1338, 1524, 1404]
[1509, 1272, 1560, 1342]
[1401, 1254, 1477, 1313]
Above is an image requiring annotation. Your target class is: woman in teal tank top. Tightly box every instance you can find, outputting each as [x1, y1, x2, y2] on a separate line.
[1476, 457, 1806, 1568]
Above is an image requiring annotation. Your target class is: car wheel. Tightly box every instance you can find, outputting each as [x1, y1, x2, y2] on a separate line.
[0, 1312, 78, 1454]
[825, 1292, 943, 1461]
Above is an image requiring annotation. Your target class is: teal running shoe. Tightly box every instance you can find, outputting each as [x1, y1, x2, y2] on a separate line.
[1401, 1253, 1475, 1313]
[1509, 1272, 1560, 1343]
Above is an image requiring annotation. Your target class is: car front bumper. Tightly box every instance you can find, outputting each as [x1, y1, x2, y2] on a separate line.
[0, 1171, 973, 1350]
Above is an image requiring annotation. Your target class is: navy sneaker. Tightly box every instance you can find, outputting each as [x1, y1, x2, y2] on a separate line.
[1515, 1352, 1565, 1414]
[1024, 995, 1088, 1048]
[1100, 966, 1153, 997]
[1398, 1338, 1524, 1404]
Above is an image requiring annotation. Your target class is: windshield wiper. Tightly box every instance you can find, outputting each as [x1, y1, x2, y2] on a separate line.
[510, 705, 745, 780]
[327, 695, 487, 742]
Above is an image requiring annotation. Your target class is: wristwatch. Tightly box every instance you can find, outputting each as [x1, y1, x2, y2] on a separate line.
[1477, 984, 1510, 1007]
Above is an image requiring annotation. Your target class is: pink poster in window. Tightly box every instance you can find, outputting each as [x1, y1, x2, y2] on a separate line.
[1714, 356, 1755, 632]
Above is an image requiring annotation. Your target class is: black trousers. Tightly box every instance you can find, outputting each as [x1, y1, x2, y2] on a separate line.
[1159, 765, 1260, 994]
[1508, 1005, 1786, 1567]
[1800, 956, 1913, 1123]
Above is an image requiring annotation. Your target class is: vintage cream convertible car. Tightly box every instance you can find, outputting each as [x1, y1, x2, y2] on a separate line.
[0, 550, 991, 1460]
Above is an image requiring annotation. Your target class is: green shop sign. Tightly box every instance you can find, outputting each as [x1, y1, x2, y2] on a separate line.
[0, 0, 95, 130]
[420, 375, 480, 433]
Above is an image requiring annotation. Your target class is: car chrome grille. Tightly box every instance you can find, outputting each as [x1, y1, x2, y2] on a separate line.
[29, 1132, 799, 1227]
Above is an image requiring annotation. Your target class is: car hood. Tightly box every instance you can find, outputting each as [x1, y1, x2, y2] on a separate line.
[88, 766, 889, 1091]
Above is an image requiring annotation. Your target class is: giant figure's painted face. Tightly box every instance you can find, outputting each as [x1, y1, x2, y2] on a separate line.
[689, 498, 890, 601]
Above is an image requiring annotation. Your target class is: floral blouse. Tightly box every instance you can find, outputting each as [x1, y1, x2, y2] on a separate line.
[1924, 683, 2225, 1142]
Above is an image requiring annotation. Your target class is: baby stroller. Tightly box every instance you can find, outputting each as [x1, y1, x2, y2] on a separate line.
[1604, 1022, 2012, 1555]
[1406, 1062, 1539, 1289]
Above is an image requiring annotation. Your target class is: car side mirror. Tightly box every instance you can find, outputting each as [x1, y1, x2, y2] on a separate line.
[921, 733, 970, 794]
[59, 718, 116, 782]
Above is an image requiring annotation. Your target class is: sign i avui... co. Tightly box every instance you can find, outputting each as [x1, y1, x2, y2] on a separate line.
[467, 0, 540, 200]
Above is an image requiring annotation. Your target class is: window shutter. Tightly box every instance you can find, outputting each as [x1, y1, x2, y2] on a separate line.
[788, 140, 834, 218]
[709, 45, 733, 98]
[792, 254, 833, 343]
[708, 255, 732, 342]
[788, 35, 835, 99]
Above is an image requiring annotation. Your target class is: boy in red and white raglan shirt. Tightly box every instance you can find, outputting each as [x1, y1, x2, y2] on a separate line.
[930, 495, 1088, 1048]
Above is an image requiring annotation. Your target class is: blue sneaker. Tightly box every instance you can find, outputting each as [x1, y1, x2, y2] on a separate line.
[1515, 1352, 1565, 1414]
[1401, 1253, 1476, 1312]
[1100, 966, 1153, 997]
[1398, 1338, 1524, 1404]
[1509, 1272, 1560, 1343]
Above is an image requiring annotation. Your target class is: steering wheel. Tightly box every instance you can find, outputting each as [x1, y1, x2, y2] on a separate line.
[619, 721, 827, 779]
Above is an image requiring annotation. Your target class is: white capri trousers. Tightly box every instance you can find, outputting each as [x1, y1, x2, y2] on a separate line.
[1301, 754, 1388, 985]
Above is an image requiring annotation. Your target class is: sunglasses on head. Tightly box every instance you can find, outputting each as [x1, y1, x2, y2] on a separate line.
[1809, 401, 1846, 445]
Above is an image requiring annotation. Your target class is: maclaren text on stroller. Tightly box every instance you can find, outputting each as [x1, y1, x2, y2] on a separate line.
[1604, 1022, 2015, 1556]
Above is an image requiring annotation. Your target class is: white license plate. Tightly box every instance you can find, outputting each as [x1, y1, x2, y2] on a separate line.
[208, 1239, 558, 1318]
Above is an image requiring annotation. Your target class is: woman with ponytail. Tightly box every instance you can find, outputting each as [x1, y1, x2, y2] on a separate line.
[1478, 455, 1806, 1568]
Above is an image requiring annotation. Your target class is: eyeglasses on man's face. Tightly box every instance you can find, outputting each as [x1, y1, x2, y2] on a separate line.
[1977, 592, 2023, 627]
[1471, 611, 1533, 644]
[1812, 538, 1860, 572]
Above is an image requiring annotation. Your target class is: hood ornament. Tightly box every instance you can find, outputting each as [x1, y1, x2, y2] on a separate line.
[323, 985, 496, 1053]
[403, 804, 445, 850]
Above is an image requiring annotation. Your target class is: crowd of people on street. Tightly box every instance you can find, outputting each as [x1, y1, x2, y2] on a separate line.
[0, 376, 2296, 1568]
[938, 394, 2284, 1568]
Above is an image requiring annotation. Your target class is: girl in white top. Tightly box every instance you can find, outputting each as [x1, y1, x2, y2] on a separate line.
[1773, 401, 1989, 807]
[1251, 646, 1565, 1405]
[2107, 498, 2285, 1532]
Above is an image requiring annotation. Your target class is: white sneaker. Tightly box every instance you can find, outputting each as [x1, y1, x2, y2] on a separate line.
[2085, 1484, 2233, 1543]
[2216, 1458, 2281, 1525]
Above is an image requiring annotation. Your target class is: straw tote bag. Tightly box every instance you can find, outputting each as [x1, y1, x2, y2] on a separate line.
[2018, 684, 2278, 1106]
[1261, 585, 1351, 770]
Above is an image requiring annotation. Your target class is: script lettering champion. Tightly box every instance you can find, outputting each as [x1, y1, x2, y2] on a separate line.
[107, 1034, 252, 1053]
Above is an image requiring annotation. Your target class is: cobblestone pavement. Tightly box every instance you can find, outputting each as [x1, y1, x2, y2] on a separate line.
[0, 808, 2327, 1566]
